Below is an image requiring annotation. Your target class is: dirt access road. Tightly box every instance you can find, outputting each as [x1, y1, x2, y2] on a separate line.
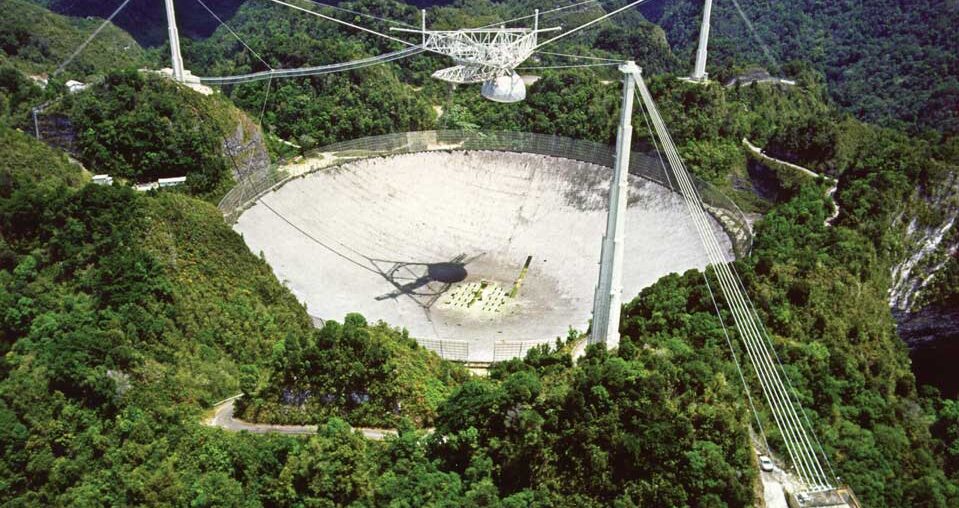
[204, 396, 398, 440]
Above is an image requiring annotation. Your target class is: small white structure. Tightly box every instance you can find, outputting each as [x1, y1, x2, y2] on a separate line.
[92, 174, 113, 185]
[158, 176, 187, 188]
[65, 80, 89, 94]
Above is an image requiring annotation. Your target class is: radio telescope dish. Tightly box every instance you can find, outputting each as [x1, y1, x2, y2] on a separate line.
[481, 72, 526, 103]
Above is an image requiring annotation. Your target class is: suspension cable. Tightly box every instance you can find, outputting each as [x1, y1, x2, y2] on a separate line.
[633, 75, 834, 491]
[262, 0, 416, 47]
[304, 0, 416, 28]
[704, 267, 771, 452]
[53, 0, 134, 76]
[477, 0, 601, 29]
[647, 80, 825, 486]
[516, 61, 619, 70]
[535, 50, 621, 62]
[637, 85, 771, 457]
[637, 92, 672, 192]
[729, 0, 783, 75]
[195, 0, 274, 71]
[258, 74, 274, 126]
[534, 0, 652, 50]
[728, 261, 840, 482]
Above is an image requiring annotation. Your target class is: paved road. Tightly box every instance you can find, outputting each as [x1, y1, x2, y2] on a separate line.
[760, 469, 789, 508]
[204, 396, 398, 440]
[743, 138, 840, 226]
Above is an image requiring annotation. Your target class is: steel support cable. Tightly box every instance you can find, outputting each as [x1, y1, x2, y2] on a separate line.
[702, 265, 771, 452]
[729, 265, 840, 483]
[644, 90, 827, 488]
[637, 95, 673, 191]
[534, 50, 622, 62]
[476, 0, 602, 29]
[259, 200, 378, 275]
[534, 0, 653, 51]
[54, 0, 134, 76]
[642, 82, 815, 486]
[634, 76, 833, 490]
[728, 0, 782, 75]
[637, 75, 765, 451]
[303, 0, 416, 28]
[634, 78, 826, 487]
[197, 46, 424, 85]
[516, 62, 619, 70]
[258, 74, 274, 125]
[195, 0, 274, 71]
[262, 0, 416, 47]
[694, 216, 831, 487]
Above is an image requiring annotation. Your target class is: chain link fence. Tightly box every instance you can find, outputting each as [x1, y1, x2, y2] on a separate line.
[221, 130, 751, 253]
[221, 130, 753, 363]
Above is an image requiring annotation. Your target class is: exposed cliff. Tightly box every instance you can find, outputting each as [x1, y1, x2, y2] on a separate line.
[889, 162, 959, 394]
[889, 170, 959, 316]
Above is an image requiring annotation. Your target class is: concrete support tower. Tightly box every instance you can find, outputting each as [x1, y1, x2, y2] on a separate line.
[164, 0, 185, 82]
[589, 61, 640, 350]
[690, 0, 713, 81]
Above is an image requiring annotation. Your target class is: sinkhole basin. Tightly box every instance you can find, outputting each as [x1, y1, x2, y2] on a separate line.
[234, 150, 733, 362]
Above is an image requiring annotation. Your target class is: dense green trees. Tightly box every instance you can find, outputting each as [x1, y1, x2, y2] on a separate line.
[53, 70, 232, 194]
[181, 0, 435, 149]
[0, 64, 43, 126]
[2, 2, 958, 506]
[241, 314, 468, 427]
[1, 0, 145, 78]
[433, 342, 755, 506]
[651, 0, 959, 136]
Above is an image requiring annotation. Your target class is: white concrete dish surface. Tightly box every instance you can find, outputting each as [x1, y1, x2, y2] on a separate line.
[235, 151, 732, 361]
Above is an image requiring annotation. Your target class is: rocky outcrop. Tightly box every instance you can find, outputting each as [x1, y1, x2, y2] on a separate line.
[34, 113, 77, 155]
[221, 110, 270, 183]
[894, 305, 959, 349]
[890, 171, 959, 360]
[889, 174, 959, 312]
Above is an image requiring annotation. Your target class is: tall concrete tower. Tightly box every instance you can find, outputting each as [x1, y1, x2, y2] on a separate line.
[164, 0, 185, 82]
[690, 0, 713, 81]
[589, 61, 640, 350]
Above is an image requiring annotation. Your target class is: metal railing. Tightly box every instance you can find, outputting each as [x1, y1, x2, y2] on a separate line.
[220, 130, 753, 363]
[412, 337, 558, 364]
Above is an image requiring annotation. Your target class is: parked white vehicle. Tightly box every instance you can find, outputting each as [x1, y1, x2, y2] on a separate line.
[759, 455, 775, 472]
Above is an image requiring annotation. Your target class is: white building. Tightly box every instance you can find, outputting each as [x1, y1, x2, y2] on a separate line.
[65, 80, 89, 94]
[92, 174, 113, 186]
[158, 176, 187, 188]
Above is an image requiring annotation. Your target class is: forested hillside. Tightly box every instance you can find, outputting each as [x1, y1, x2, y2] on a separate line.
[31, 0, 245, 46]
[649, 0, 959, 136]
[2, 1, 959, 506]
[0, 125, 469, 504]
[1, 0, 145, 78]
[44, 70, 233, 192]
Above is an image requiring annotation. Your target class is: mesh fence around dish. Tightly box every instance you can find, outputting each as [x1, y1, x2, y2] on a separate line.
[220, 131, 754, 363]
[220, 130, 750, 253]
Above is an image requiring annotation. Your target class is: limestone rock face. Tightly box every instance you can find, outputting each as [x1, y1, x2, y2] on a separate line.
[222, 109, 270, 183]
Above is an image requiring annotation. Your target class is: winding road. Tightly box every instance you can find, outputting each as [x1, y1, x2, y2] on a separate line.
[204, 395, 398, 440]
[743, 138, 840, 225]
